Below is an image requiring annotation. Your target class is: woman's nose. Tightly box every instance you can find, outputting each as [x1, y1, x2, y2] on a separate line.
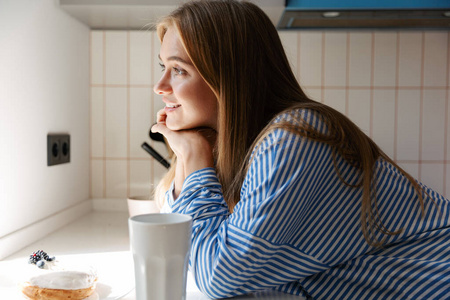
[153, 73, 171, 95]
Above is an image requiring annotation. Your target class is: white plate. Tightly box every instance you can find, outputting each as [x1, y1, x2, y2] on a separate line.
[0, 251, 134, 300]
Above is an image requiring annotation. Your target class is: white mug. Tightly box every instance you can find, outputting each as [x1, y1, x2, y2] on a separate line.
[127, 195, 160, 217]
[129, 213, 192, 300]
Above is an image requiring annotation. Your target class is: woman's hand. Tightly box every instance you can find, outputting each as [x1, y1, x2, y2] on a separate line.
[151, 122, 216, 169]
[151, 109, 217, 197]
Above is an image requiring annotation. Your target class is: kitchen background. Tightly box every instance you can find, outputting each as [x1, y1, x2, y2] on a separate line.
[90, 29, 450, 200]
[1, 0, 449, 260]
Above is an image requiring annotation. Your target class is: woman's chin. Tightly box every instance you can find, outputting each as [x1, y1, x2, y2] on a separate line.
[165, 122, 187, 131]
[165, 119, 198, 131]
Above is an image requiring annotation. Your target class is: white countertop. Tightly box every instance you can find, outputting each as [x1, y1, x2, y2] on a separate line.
[0, 211, 303, 299]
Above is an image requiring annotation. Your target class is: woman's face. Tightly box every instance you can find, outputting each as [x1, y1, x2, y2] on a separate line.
[154, 27, 218, 131]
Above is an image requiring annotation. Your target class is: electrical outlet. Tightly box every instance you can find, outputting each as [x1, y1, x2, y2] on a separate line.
[47, 134, 70, 166]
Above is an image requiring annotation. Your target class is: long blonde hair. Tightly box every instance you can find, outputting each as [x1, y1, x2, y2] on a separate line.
[154, 0, 425, 247]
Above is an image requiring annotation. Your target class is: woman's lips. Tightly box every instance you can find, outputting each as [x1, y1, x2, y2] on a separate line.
[164, 104, 181, 112]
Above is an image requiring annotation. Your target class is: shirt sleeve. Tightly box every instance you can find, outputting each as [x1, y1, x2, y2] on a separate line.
[168, 128, 331, 299]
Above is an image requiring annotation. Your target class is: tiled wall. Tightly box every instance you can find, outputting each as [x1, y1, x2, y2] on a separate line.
[90, 31, 166, 199]
[90, 30, 449, 200]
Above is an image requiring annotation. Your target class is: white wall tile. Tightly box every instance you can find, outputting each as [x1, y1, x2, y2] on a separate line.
[152, 83, 167, 159]
[421, 89, 446, 161]
[90, 87, 104, 158]
[423, 32, 448, 87]
[398, 162, 419, 180]
[130, 31, 152, 85]
[323, 89, 346, 116]
[421, 163, 444, 195]
[299, 32, 323, 87]
[398, 32, 422, 87]
[446, 165, 450, 198]
[397, 90, 421, 161]
[324, 32, 347, 87]
[90, 159, 104, 198]
[372, 89, 396, 158]
[151, 32, 165, 152]
[279, 31, 299, 79]
[137, 33, 170, 174]
[151, 32, 168, 157]
[447, 93, 450, 161]
[152, 32, 162, 87]
[348, 89, 371, 136]
[105, 87, 127, 158]
[152, 91, 164, 123]
[90, 31, 104, 85]
[130, 87, 152, 158]
[105, 160, 127, 198]
[304, 88, 322, 103]
[130, 160, 152, 197]
[105, 31, 128, 85]
[373, 33, 397, 87]
[348, 33, 372, 87]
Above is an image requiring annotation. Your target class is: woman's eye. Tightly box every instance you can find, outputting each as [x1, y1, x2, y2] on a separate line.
[172, 67, 186, 76]
[159, 62, 186, 76]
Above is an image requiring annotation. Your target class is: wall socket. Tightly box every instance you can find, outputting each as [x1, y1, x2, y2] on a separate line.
[47, 134, 70, 166]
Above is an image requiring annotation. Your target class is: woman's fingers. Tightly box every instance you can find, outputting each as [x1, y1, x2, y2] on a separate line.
[156, 108, 167, 124]
[151, 122, 169, 135]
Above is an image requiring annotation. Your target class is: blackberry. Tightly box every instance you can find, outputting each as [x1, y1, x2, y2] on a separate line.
[28, 250, 55, 265]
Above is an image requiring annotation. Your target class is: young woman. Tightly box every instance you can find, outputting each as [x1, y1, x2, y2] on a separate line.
[151, 0, 450, 299]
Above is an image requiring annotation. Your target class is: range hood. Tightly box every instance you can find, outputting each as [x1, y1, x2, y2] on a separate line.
[59, 0, 284, 30]
[278, 0, 450, 29]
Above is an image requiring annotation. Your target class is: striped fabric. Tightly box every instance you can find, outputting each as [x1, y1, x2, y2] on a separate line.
[166, 108, 450, 300]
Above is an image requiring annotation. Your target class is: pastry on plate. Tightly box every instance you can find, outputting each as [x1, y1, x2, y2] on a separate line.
[20, 250, 97, 300]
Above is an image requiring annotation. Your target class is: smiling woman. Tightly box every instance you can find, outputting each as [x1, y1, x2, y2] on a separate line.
[150, 1, 450, 299]
[153, 27, 218, 132]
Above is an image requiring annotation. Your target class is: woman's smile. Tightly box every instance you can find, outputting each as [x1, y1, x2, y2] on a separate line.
[165, 103, 181, 112]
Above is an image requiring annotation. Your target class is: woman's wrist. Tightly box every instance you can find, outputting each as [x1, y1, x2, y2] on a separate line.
[173, 151, 214, 200]
[179, 133, 215, 174]
[183, 151, 214, 175]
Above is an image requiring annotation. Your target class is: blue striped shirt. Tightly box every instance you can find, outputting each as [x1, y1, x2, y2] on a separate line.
[166, 108, 450, 299]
